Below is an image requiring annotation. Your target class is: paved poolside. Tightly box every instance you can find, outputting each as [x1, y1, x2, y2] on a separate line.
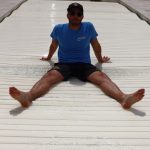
[0, 0, 28, 22]
[119, 0, 150, 24]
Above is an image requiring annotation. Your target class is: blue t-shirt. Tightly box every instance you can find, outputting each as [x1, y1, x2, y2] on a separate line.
[50, 22, 98, 64]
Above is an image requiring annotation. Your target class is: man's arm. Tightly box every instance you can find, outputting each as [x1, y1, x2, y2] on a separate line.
[90, 38, 110, 63]
[41, 39, 58, 61]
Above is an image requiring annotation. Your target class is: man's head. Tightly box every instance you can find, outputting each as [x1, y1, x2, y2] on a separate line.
[67, 3, 84, 25]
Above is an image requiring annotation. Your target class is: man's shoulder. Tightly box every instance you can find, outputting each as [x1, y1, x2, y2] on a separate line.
[54, 23, 68, 29]
[81, 22, 96, 32]
[82, 22, 94, 26]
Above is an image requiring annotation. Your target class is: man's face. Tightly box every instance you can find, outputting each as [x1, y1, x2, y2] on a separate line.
[67, 8, 83, 25]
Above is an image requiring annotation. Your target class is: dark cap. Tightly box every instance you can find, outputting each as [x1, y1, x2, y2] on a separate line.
[67, 2, 83, 13]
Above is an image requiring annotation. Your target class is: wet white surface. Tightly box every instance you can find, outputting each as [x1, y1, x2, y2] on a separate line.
[0, 0, 150, 150]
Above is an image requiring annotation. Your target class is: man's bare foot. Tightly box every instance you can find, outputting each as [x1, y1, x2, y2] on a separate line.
[121, 89, 145, 109]
[9, 87, 32, 108]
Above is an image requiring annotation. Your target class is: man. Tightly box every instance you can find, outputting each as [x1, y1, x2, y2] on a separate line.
[9, 3, 145, 109]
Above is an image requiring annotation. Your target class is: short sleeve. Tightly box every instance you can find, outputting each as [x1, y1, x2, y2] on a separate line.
[90, 23, 98, 40]
[50, 25, 58, 40]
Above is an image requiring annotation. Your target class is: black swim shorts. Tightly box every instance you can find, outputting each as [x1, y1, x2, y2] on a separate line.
[50, 62, 99, 81]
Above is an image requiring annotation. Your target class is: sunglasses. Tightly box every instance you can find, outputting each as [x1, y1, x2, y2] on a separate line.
[69, 11, 83, 17]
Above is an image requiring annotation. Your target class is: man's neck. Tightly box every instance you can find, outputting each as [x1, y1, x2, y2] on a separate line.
[69, 23, 81, 30]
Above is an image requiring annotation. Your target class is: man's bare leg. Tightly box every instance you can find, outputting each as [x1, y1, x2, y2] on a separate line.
[9, 70, 64, 107]
[87, 71, 145, 109]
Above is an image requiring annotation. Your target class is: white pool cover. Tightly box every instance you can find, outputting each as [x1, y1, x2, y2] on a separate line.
[0, 0, 150, 150]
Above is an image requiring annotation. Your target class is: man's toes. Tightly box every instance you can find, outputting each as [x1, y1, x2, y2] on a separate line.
[9, 87, 16, 92]
[138, 89, 145, 94]
[135, 89, 145, 97]
[9, 87, 14, 94]
[9, 87, 20, 95]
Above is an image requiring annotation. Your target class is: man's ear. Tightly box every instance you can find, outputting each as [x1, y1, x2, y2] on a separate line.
[67, 13, 69, 19]
[81, 15, 84, 20]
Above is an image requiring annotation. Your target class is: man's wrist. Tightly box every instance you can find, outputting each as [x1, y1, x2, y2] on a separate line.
[98, 57, 103, 63]
[47, 55, 51, 60]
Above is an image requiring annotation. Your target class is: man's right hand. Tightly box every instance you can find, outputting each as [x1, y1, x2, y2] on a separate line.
[40, 56, 50, 61]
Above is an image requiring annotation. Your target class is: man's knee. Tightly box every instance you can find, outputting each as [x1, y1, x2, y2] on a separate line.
[88, 71, 108, 84]
[45, 70, 64, 83]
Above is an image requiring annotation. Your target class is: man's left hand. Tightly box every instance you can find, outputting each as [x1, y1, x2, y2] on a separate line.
[101, 56, 110, 63]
